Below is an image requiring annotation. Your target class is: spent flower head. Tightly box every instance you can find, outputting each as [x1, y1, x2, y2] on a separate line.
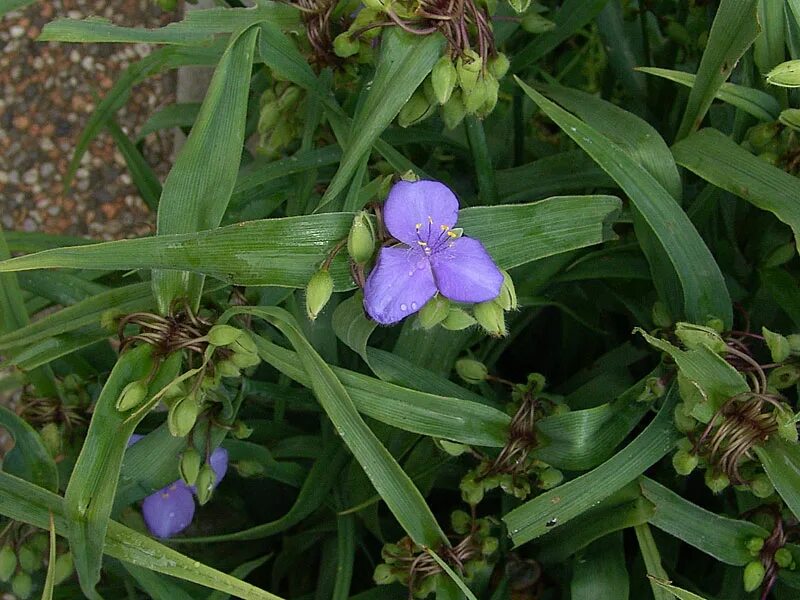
[364, 180, 503, 325]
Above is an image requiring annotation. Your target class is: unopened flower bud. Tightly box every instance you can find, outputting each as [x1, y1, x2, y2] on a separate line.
[672, 450, 698, 476]
[306, 269, 334, 321]
[457, 49, 481, 94]
[333, 32, 360, 58]
[746, 537, 765, 556]
[232, 420, 254, 440]
[257, 102, 280, 135]
[482, 536, 499, 555]
[780, 108, 800, 132]
[230, 349, 260, 369]
[521, 12, 556, 33]
[116, 380, 148, 412]
[347, 211, 375, 265]
[455, 358, 488, 384]
[762, 326, 791, 363]
[216, 359, 240, 378]
[0, 545, 17, 582]
[538, 467, 563, 490]
[776, 410, 799, 443]
[766, 60, 800, 87]
[40, 422, 61, 458]
[450, 509, 471, 534]
[464, 75, 491, 114]
[17, 545, 39, 573]
[431, 56, 457, 105]
[11, 571, 32, 600]
[168, 394, 199, 438]
[373, 563, 396, 585]
[398, 90, 434, 128]
[495, 270, 517, 310]
[507, 0, 530, 13]
[743, 560, 766, 592]
[442, 90, 467, 130]
[474, 301, 506, 337]
[418, 295, 450, 329]
[441, 306, 476, 330]
[705, 469, 730, 494]
[775, 547, 793, 568]
[460, 476, 485, 505]
[673, 403, 697, 433]
[488, 53, 510, 80]
[477, 75, 500, 117]
[277, 86, 301, 112]
[180, 447, 202, 487]
[674, 322, 726, 353]
[750, 473, 774, 499]
[195, 464, 217, 506]
[53, 552, 74, 585]
[207, 324, 242, 347]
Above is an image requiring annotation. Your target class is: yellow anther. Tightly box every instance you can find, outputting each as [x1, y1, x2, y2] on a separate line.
[440, 224, 449, 231]
[417, 241, 427, 246]
[415, 223, 422, 230]
[447, 231, 457, 238]
[427, 216, 434, 224]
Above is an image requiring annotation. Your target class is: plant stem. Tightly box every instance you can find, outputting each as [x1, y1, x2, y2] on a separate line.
[464, 116, 498, 205]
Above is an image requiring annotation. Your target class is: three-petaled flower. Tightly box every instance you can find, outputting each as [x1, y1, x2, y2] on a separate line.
[363, 180, 503, 325]
[127, 435, 229, 539]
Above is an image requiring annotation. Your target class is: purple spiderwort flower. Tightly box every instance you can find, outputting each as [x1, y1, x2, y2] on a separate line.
[127, 435, 228, 539]
[364, 180, 503, 325]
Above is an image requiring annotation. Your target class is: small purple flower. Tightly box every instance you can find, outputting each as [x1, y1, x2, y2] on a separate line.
[364, 180, 503, 325]
[127, 435, 228, 539]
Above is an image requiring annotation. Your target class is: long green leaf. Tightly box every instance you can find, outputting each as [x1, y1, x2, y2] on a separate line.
[137, 102, 201, 141]
[502, 388, 680, 546]
[571, 533, 630, 600]
[517, 78, 732, 326]
[755, 438, 800, 521]
[673, 128, 800, 252]
[675, 0, 760, 140]
[0, 0, 36, 17]
[637, 67, 780, 122]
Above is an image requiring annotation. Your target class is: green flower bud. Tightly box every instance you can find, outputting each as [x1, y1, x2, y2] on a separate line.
[672, 449, 698, 476]
[230, 349, 260, 369]
[53, 551, 74, 585]
[235, 459, 266, 478]
[763, 327, 791, 363]
[438, 439, 470, 456]
[306, 269, 334, 321]
[11, 571, 33, 600]
[451, 509, 471, 534]
[398, 90, 435, 128]
[481, 536, 499, 556]
[333, 32, 360, 58]
[775, 547, 793, 568]
[207, 324, 242, 347]
[257, 102, 280, 135]
[750, 473, 774, 499]
[180, 447, 202, 487]
[776, 410, 799, 443]
[743, 560, 766, 592]
[414, 572, 439, 597]
[441, 306, 476, 330]
[508, 0, 530, 12]
[40, 422, 61, 458]
[745, 537, 764, 556]
[474, 301, 506, 337]
[746, 122, 779, 150]
[460, 476, 485, 505]
[464, 75, 491, 114]
[0, 545, 17, 582]
[417, 295, 450, 329]
[216, 359, 241, 379]
[779, 108, 800, 132]
[769, 365, 800, 391]
[277, 86, 302, 112]
[705, 317, 724, 333]
[493, 269, 517, 311]
[232, 420, 254, 440]
[116, 380, 148, 412]
[230, 332, 257, 354]
[538, 468, 563, 490]
[455, 358, 488, 384]
[442, 90, 467, 130]
[766, 60, 800, 87]
[788, 334, 800, 355]
[195, 464, 217, 506]
[488, 53, 510, 80]
[457, 49, 481, 94]
[17, 544, 39, 573]
[373, 563, 396, 585]
[521, 12, 556, 33]
[689, 399, 715, 425]
[673, 403, 697, 433]
[431, 56, 457, 105]
[674, 322, 727, 353]
[347, 211, 375, 264]
[705, 469, 730, 494]
[168, 394, 199, 438]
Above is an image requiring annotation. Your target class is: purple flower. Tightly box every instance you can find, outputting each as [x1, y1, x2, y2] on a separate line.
[363, 180, 503, 325]
[127, 435, 228, 539]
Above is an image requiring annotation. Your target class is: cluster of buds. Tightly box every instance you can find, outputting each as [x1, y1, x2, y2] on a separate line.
[256, 81, 306, 159]
[645, 319, 800, 493]
[0, 527, 73, 599]
[373, 511, 498, 598]
[400, 51, 510, 129]
[450, 372, 566, 503]
[739, 508, 798, 597]
[18, 373, 90, 434]
[742, 121, 800, 174]
[416, 269, 516, 336]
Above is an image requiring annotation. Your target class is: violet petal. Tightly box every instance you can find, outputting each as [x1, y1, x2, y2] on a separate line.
[383, 180, 459, 245]
[431, 236, 503, 303]
[142, 482, 195, 539]
[364, 246, 437, 325]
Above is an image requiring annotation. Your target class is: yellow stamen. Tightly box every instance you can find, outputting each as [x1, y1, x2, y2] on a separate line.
[447, 231, 457, 238]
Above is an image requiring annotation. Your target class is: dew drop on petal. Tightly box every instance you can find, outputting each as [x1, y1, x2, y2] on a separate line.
[400, 304, 407, 311]
[411, 302, 417, 310]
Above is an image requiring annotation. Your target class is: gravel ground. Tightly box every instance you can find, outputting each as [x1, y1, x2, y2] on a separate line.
[0, 0, 178, 239]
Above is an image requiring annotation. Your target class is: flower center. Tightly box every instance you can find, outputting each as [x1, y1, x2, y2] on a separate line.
[414, 216, 457, 257]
